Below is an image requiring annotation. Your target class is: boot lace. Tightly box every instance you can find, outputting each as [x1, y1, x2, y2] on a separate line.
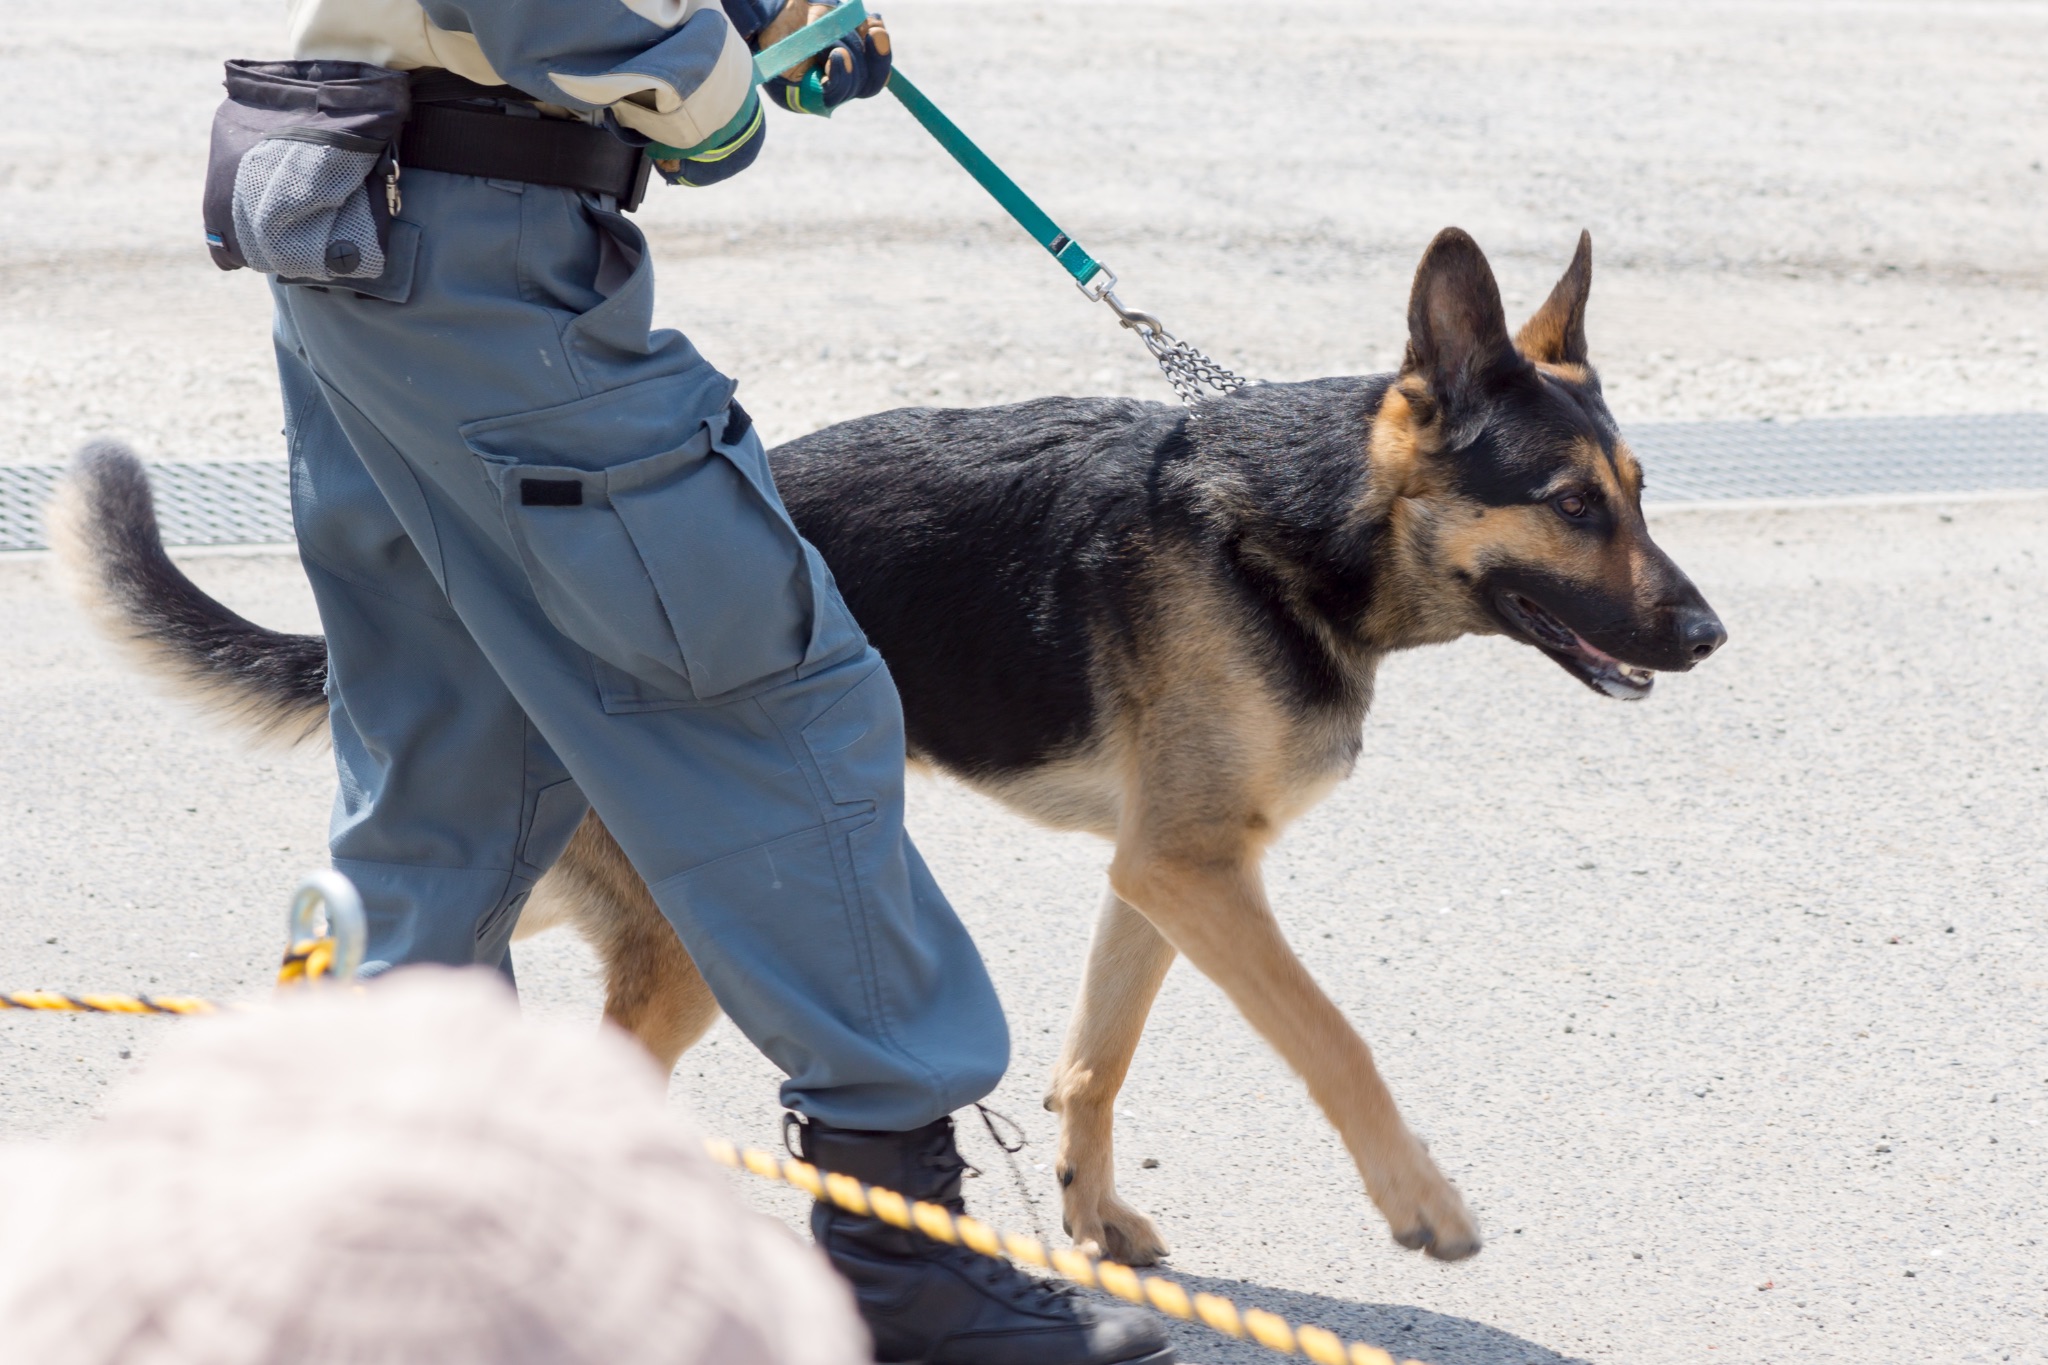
[957, 1243, 1079, 1309]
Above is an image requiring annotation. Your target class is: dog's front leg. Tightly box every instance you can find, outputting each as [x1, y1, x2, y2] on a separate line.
[1110, 847, 1482, 1261]
[1045, 888, 1178, 1265]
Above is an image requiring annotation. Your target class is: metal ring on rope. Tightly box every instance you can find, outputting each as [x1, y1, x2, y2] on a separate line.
[285, 870, 367, 985]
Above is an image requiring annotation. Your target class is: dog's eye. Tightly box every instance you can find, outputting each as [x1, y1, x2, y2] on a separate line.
[1555, 493, 1589, 518]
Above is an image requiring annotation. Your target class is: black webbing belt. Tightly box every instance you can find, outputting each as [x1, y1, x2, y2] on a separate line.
[398, 101, 654, 211]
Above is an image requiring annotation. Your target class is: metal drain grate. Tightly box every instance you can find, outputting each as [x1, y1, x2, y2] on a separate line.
[1, 461, 294, 553]
[1632, 412, 2048, 503]
[3, 412, 2046, 551]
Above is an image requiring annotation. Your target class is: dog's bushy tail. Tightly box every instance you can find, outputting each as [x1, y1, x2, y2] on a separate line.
[47, 441, 330, 748]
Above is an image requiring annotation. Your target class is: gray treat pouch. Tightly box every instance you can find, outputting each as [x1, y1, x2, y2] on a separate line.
[232, 132, 387, 278]
[203, 60, 410, 280]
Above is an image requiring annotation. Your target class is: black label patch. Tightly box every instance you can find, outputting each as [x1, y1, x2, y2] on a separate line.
[721, 401, 753, 446]
[520, 478, 583, 507]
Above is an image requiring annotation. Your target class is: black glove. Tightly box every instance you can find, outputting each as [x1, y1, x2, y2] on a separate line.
[817, 13, 891, 104]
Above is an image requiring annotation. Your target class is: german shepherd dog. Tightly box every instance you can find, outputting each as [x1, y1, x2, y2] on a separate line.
[54, 228, 1725, 1266]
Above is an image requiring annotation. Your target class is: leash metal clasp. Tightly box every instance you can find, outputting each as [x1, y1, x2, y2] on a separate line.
[1078, 267, 1165, 339]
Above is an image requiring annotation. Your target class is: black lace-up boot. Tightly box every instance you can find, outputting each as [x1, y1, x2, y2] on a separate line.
[794, 1116, 1174, 1365]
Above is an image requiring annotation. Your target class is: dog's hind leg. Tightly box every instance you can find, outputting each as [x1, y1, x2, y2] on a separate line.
[537, 813, 722, 1075]
[1109, 844, 1482, 1262]
[1044, 888, 1178, 1265]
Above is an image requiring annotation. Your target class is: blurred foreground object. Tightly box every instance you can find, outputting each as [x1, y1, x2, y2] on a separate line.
[0, 969, 866, 1365]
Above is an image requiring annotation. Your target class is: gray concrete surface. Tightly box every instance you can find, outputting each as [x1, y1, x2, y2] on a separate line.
[3, 2, 2046, 1363]
[3, 499, 2045, 1364]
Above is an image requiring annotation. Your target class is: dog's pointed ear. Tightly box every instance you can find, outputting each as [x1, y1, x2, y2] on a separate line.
[1515, 230, 1593, 366]
[1401, 228, 1521, 420]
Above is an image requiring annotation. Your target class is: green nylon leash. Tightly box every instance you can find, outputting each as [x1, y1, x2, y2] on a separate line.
[877, 62, 1250, 402]
[881, 70, 1100, 289]
[749, 0, 871, 84]
[658, 0, 1248, 404]
[740, 0, 1107, 287]
[743, 0, 1105, 285]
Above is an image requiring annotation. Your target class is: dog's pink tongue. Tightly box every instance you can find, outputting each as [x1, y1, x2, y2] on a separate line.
[1573, 629, 1656, 692]
[1570, 630, 1624, 666]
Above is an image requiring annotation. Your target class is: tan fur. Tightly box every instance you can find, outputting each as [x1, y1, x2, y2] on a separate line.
[1514, 228, 1593, 368]
[1056, 551, 1476, 1258]
[1040, 890, 1177, 1261]
[526, 814, 721, 1075]
[1360, 384, 1427, 515]
[974, 746, 1122, 836]
[1531, 360, 1592, 385]
[1612, 439, 1646, 501]
[1357, 380, 1549, 653]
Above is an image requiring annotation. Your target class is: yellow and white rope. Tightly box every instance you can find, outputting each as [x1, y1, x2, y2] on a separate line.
[274, 935, 339, 987]
[4, 873, 363, 1014]
[0, 981, 1434, 1365]
[6, 869, 1428, 1365]
[1, 934, 340, 1017]
[0, 989, 219, 1016]
[701, 1138, 1431, 1365]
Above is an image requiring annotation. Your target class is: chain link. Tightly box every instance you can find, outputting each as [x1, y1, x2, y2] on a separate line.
[1080, 270, 1250, 406]
[1137, 325, 1250, 405]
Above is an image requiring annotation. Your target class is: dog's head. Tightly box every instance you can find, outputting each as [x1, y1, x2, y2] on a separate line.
[1367, 228, 1725, 697]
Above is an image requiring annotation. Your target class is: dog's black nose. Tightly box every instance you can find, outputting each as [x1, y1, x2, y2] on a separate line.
[1679, 608, 1727, 661]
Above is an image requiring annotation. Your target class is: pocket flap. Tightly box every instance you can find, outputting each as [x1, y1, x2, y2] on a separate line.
[460, 369, 736, 473]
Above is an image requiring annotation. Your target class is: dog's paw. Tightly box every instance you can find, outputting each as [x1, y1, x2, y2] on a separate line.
[1377, 1164, 1482, 1262]
[1067, 1194, 1173, 1267]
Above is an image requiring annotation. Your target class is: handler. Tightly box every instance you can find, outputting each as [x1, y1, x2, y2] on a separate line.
[259, 2, 1169, 1361]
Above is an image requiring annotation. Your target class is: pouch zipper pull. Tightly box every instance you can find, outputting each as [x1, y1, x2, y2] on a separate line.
[385, 157, 402, 216]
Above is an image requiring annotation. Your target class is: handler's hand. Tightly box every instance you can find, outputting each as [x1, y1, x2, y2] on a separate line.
[761, 1, 891, 114]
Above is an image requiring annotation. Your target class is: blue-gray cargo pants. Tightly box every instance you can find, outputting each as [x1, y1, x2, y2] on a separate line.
[271, 164, 1009, 1130]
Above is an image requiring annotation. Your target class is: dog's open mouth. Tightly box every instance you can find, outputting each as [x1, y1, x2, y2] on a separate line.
[1499, 593, 1656, 700]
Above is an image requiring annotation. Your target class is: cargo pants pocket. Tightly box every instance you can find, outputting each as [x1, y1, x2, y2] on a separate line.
[462, 377, 840, 709]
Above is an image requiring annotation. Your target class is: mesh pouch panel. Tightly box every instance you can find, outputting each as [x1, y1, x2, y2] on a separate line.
[231, 138, 386, 281]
